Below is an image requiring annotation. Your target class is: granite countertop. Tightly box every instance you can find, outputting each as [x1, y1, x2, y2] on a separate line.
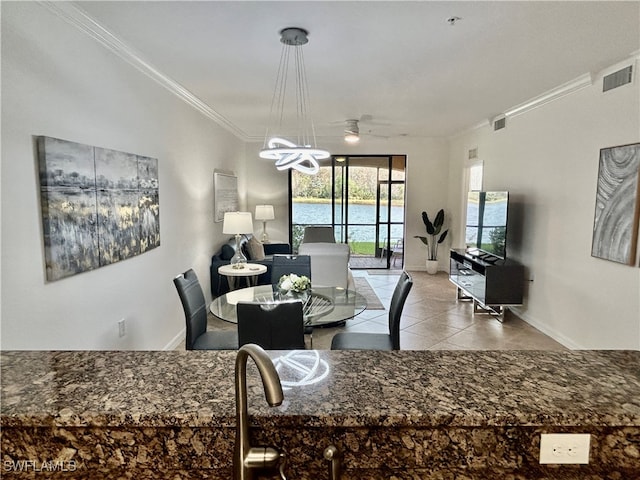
[2, 350, 639, 429]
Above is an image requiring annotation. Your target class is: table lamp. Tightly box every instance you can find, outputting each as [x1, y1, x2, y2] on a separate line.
[222, 211, 253, 269]
[254, 205, 275, 243]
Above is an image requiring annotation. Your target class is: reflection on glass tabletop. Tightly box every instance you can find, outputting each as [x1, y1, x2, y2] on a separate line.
[209, 285, 367, 327]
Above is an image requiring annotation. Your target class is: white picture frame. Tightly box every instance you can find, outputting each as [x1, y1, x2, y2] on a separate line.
[214, 171, 238, 222]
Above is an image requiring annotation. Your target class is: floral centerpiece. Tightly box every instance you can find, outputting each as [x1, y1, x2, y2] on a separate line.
[277, 273, 311, 296]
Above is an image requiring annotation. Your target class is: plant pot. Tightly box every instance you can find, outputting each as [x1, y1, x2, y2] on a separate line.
[425, 260, 438, 275]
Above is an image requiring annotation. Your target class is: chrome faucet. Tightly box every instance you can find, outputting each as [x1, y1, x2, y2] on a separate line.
[233, 344, 284, 480]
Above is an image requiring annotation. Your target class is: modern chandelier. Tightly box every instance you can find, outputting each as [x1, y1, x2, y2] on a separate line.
[259, 27, 329, 175]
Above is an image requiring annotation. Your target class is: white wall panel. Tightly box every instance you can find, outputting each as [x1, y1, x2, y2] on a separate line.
[1, 3, 244, 350]
[448, 66, 640, 349]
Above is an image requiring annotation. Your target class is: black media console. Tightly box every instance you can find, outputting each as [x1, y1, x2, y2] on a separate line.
[449, 249, 524, 321]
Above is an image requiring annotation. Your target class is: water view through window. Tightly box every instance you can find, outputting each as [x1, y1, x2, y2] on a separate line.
[465, 191, 509, 258]
[290, 155, 406, 269]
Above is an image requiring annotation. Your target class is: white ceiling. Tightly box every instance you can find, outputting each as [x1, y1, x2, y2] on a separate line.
[75, 1, 640, 141]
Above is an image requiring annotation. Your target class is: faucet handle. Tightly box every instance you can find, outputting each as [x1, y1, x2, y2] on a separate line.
[244, 446, 280, 470]
[323, 445, 341, 480]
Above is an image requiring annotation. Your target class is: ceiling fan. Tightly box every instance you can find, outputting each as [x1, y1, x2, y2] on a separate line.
[340, 115, 407, 143]
[344, 119, 361, 143]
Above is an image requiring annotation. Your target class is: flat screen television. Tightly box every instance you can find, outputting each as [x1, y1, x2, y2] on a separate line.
[465, 191, 509, 260]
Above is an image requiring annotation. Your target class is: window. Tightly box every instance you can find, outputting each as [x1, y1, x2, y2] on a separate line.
[290, 155, 406, 269]
[459, 157, 483, 248]
[469, 163, 483, 192]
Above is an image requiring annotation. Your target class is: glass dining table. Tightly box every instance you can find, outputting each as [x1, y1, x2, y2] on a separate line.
[209, 285, 367, 327]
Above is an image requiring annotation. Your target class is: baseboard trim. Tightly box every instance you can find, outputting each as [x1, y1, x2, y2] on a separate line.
[164, 328, 186, 351]
[510, 307, 583, 350]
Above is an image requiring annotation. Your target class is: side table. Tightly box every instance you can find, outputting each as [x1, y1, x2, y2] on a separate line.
[218, 263, 267, 291]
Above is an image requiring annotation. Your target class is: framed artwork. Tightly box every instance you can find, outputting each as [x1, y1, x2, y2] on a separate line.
[214, 171, 238, 222]
[591, 142, 640, 265]
[37, 136, 160, 281]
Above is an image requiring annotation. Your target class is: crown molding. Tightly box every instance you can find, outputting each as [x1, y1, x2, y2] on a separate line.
[38, 1, 250, 141]
[504, 73, 593, 118]
[449, 119, 491, 140]
[501, 50, 640, 121]
[595, 51, 640, 79]
[449, 73, 593, 140]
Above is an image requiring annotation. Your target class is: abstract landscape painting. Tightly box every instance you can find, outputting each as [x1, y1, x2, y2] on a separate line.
[591, 143, 640, 265]
[38, 136, 160, 281]
[138, 156, 161, 253]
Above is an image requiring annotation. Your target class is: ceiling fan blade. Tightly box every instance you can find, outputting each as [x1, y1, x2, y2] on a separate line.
[358, 114, 393, 126]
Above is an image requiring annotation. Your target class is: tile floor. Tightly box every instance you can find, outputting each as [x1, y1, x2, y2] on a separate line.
[198, 270, 566, 351]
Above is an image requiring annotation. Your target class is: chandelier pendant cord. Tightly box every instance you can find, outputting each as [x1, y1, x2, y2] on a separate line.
[259, 27, 330, 175]
[264, 43, 290, 148]
[296, 46, 320, 149]
[296, 46, 308, 146]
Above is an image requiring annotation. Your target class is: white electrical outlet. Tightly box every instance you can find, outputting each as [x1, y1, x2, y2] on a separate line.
[118, 318, 126, 337]
[539, 433, 590, 464]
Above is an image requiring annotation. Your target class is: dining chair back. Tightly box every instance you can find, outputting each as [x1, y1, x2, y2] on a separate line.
[388, 270, 413, 349]
[298, 242, 351, 289]
[236, 300, 306, 350]
[302, 226, 336, 244]
[271, 255, 312, 287]
[174, 269, 238, 350]
[330, 271, 413, 350]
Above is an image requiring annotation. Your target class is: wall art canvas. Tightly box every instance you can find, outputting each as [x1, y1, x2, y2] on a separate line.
[214, 171, 238, 222]
[591, 143, 640, 265]
[38, 136, 160, 281]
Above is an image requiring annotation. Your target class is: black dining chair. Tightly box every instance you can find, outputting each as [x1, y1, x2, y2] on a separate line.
[330, 271, 413, 350]
[271, 255, 312, 287]
[270, 254, 315, 343]
[236, 300, 306, 350]
[174, 269, 238, 350]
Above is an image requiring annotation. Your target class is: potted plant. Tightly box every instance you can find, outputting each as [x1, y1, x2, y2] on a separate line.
[414, 209, 449, 274]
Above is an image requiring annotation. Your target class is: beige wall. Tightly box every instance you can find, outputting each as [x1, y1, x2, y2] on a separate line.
[448, 61, 640, 349]
[249, 88, 640, 350]
[242, 143, 291, 244]
[2, 3, 638, 351]
[1, 3, 244, 350]
[245, 136, 451, 271]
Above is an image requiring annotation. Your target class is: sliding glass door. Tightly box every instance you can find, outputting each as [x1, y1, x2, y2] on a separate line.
[290, 155, 406, 270]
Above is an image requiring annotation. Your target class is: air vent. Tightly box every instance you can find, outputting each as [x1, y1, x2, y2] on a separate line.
[468, 148, 478, 160]
[603, 65, 633, 92]
[494, 117, 506, 131]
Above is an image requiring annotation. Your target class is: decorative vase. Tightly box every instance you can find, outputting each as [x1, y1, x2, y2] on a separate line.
[426, 260, 438, 275]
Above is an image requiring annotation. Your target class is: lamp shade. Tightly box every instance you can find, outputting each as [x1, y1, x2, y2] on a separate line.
[254, 205, 275, 221]
[222, 212, 253, 234]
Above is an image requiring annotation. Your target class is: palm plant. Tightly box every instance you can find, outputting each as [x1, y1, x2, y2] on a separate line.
[414, 209, 449, 261]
